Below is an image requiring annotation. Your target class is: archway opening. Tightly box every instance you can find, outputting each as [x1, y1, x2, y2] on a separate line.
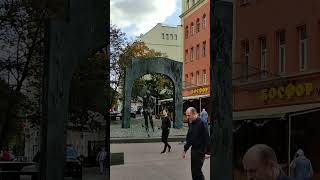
[122, 57, 183, 129]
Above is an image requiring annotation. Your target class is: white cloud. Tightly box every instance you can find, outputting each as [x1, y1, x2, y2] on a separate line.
[111, 0, 177, 37]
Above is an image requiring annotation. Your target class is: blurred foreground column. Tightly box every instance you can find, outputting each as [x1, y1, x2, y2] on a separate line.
[39, 0, 106, 179]
[210, 0, 234, 179]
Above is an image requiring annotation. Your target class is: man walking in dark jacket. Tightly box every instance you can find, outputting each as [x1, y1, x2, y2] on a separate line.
[182, 107, 210, 180]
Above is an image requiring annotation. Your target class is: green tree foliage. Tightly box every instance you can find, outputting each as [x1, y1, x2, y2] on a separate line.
[110, 25, 173, 105]
[144, 74, 173, 99]
[69, 51, 108, 130]
[0, 0, 46, 142]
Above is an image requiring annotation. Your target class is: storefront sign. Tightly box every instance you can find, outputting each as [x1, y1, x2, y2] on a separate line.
[259, 83, 314, 101]
[192, 87, 209, 95]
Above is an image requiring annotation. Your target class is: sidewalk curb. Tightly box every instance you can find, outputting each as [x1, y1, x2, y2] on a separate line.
[110, 136, 185, 144]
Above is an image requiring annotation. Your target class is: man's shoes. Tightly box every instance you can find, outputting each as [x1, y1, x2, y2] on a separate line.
[160, 151, 166, 154]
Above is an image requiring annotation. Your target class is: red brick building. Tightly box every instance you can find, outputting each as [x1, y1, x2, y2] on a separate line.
[233, 0, 320, 177]
[180, 0, 210, 113]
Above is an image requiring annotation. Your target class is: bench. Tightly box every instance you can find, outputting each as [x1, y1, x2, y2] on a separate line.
[110, 114, 123, 121]
[110, 152, 124, 166]
[0, 170, 39, 180]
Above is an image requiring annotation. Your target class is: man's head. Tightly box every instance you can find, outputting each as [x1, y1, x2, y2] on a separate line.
[202, 108, 206, 112]
[242, 144, 279, 180]
[295, 149, 304, 158]
[186, 107, 198, 122]
[162, 109, 168, 117]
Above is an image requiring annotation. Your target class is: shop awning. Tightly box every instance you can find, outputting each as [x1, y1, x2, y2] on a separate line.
[183, 94, 210, 100]
[233, 103, 320, 121]
[158, 94, 210, 103]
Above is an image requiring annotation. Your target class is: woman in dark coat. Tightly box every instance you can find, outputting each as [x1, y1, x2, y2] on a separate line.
[161, 109, 171, 154]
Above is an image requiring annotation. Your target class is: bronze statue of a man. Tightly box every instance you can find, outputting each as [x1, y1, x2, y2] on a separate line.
[143, 90, 155, 136]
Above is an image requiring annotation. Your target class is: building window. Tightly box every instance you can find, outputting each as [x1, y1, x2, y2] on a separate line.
[202, 14, 207, 29]
[192, 0, 195, 6]
[185, 74, 189, 87]
[191, 47, 194, 61]
[162, 33, 165, 39]
[166, 34, 169, 40]
[241, 40, 249, 80]
[277, 31, 286, 74]
[175, 34, 177, 40]
[185, 26, 189, 39]
[298, 26, 307, 71]
[190, 22, 194, 36]
[239, 0, 250, 6]
[260, 37, 267, 78]
[202, 41, 206, 57]
[203, 70, 207, 85]
[196, 71, 200, 85]
[196, 44, 200, 59]
[191, 73, 194, 86]
[185, 49, 189, 63]
[187, 0, 190, 9]
[196, 18, 200, 33]
[170, 34, 173, 40]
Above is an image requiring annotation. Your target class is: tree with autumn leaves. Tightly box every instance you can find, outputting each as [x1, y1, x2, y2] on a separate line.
[110, 25, 173, 104]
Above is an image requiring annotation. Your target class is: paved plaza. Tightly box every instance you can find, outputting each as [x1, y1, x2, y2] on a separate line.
[110, 142, 211, 180]
[111, 115, 189, 139]
[19, 167, 106, 180]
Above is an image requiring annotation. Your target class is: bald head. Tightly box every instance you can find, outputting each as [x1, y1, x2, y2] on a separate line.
[243, 144, 279, 180]
[186, 107, 198, 122]
[243, 144, 278, 164]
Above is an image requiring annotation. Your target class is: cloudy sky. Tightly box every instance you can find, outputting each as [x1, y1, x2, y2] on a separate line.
[110, 0, 182, 41]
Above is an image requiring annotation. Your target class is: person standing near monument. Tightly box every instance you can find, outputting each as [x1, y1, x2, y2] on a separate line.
[143, 90, 155, 137]
[160, 109, 171, 154]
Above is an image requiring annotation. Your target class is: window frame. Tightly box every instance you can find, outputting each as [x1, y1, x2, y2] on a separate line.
[298, 26, 307, 71]
[185, 49, 189, 63]
[243, 40, 249, 80]
[196, 71, 200, 86]
[191, 47, 194, 61]
[260, 37, 268, 78]
[191, 72, 194, 86]
[196, 18, 200, 33]
[190, 22, 194, 36]
[202, 14, 207, 29]
[203, 70, 207, 85]
[185, 26, 189, 39]
[277, 31, 286, 74]
[202, 41, 206, 57]
[196, 44, 200, 60]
